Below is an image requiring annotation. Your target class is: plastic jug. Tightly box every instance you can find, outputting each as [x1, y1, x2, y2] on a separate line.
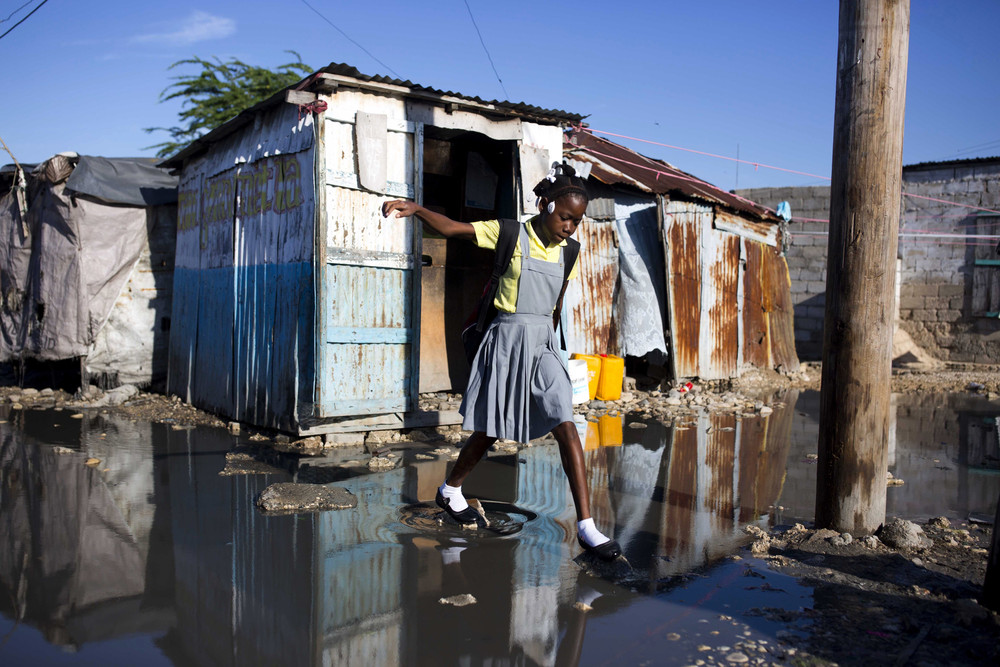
[595, 354, 625, 401]
[571, 353, 602, 400]
[568, 359, 590, 405]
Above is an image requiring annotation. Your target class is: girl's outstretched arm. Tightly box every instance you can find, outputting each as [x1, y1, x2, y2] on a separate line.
[381, 200, 476, 241]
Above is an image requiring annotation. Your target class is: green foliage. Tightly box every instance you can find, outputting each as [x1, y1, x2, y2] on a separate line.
[145, 51, 312, 158]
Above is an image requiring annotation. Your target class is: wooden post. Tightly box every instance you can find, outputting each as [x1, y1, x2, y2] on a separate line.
[815, 0, 910, 535]
[983, 491, 1000, 611]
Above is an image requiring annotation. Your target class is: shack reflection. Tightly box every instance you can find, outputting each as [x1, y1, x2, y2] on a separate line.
[8, 389, 996, 665]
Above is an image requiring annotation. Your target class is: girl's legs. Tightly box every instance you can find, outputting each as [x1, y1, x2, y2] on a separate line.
[439, 431, 496, 512]
[550, 421, 591, 520]
[551, 421, 613, 548]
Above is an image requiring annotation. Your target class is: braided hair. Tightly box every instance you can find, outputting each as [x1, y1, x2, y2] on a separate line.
[532, 162, 588, 205]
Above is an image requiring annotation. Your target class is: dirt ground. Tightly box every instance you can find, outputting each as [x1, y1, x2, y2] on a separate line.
[2, 360, 999, 665]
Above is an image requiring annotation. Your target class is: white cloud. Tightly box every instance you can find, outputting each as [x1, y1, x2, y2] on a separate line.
[131, 11, 235, 45]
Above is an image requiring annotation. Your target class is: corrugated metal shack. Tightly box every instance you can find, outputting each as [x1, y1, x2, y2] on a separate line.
[562, 131, 799, 380]
[162, 63, 583, 435]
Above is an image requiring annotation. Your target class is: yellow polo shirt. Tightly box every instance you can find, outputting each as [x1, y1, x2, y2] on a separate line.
[471, 217, 580, 314]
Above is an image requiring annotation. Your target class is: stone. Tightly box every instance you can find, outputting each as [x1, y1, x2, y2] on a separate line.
[89, 384, 139, 407]
[877, 518, 932, 550]
[725, 652, 749, 663]
[325, 432, 365, 446]
[367, 456, 396, 470]
[256, 483, 357, 513]
[439, 594, 477, 607]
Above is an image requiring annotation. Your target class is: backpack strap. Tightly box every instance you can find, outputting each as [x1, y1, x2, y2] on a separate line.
[474, 218, 520, 332]
[552, 237, 580, 330]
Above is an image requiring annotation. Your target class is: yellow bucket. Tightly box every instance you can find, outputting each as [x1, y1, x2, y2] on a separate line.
[595, 354, 625, 401]
[571, 353, 602, 400]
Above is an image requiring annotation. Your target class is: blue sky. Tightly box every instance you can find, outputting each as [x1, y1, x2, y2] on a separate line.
[1, 0, 998, 190]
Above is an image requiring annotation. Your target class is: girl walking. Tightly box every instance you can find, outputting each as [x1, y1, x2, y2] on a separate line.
[381, 163, 620, 561]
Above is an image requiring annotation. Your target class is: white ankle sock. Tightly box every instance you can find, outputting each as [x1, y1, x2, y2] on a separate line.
[440, 545, 466, 566]
[439, 483, 468, 512]
[577, 518, 611, 548]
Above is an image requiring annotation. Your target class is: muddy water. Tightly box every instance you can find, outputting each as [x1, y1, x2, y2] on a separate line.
[0, 390, 997, 665]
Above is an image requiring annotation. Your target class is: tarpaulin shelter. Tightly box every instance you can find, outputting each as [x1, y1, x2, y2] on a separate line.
[0, 153, 178, 387]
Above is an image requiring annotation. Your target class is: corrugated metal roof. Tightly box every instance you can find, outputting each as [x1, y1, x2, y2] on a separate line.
[565, 131, 780, 223]
[162, 62, 583, 169]
[904, 155, 1000, 170]
[318, 63, 584, 124]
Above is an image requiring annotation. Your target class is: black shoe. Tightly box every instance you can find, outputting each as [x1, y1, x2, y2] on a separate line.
[577, 535, 622, 561]
[436, 490, 486, 526]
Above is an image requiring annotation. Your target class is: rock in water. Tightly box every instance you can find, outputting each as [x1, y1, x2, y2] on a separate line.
[257, 483, 357, 513]
[439, 594, 477, 607]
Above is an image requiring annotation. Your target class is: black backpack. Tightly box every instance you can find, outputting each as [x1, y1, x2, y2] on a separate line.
[461, 218, 580, 364]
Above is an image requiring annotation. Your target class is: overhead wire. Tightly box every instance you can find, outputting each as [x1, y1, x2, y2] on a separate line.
[462, 0, 510, 100]
[574, 126, 1000, 218]
[298, 0, 401, 79]
[0, 1, 33, 25]
[0, 0, 48, 41]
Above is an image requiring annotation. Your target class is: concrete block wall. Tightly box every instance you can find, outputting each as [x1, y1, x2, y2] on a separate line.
[738, 157, 1000, 364]
[738, 186, 831, 360]
[897, 161, 1000, 364]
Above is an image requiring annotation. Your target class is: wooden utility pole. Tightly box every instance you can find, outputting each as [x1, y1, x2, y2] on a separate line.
[816, 0, 910, 535]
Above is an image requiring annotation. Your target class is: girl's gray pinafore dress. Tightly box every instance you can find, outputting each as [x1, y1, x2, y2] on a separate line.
[460, 223, 575, 443]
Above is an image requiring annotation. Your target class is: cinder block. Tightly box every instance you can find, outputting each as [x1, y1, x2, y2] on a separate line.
[806, 281, 827, 293]
[325, 432, 366, 446]
[805, 305, 826, 318]
[938, 310, 962, 323]
[913, 309, 937, 322]
[937, 284, 964, 297]
[898, 309, 912, 319]
[910, 283, 940, 297]
[949, 296, 964, 309]
[898, 296, 924, 310]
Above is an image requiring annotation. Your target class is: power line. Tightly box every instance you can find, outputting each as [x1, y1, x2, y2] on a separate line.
[0, 0, 48, 41]
[299, 0, 401, 79]
[462, 0, 509, 100]
[0, 1, 33, 24]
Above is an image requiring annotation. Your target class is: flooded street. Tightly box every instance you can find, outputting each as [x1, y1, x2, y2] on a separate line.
[1, 390, 998, 665]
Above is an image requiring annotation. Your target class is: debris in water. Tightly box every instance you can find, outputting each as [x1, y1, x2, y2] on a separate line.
[85, 458, 100, 467]
[368, 456, 395, 470]
[467, 498, 490, 527]
[572, 601, 592, 612]
[256, 482, 357, 513]
[439, 594, 477, 607]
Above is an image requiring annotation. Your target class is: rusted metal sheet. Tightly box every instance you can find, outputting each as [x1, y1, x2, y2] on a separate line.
[700, 227, 741, 380]
[714, 209, 778, 247]
[741, 240, 770, 369]
[662, 201, 710, 378]
[566, 132, 780, 223]
[763, 250, 800, 372]
[564, 219, 619, 356]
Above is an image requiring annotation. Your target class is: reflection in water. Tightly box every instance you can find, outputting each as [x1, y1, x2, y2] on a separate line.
[0, 390, 998, 664]
[0, 409, 174, 652]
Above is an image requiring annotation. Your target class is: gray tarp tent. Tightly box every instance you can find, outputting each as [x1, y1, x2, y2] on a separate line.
[0, 154, 177, 386]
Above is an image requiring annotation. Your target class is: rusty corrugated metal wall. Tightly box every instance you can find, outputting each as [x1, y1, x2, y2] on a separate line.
[662, 199, 799, 380]
[663, 200, 710, 378]
[563, 219, 619, 356]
